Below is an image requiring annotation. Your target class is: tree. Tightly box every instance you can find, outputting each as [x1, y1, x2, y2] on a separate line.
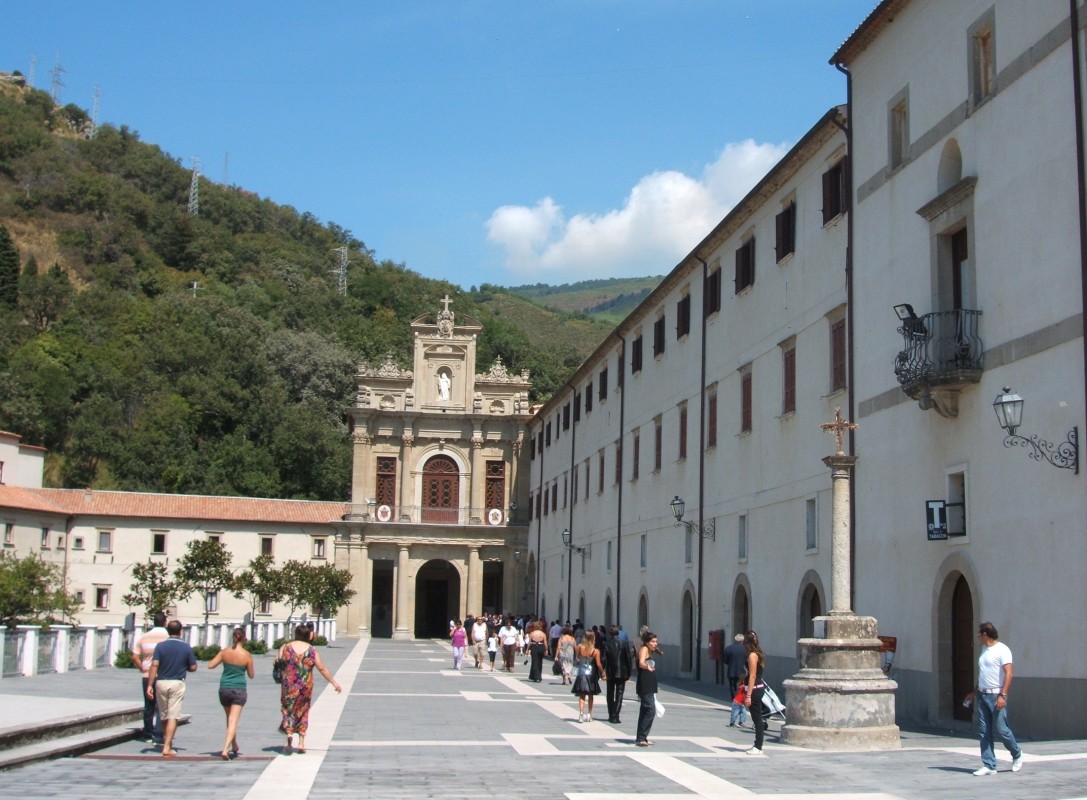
[301, 563, 356, 631]
[122, 559, 182, 623]
[233, 555, 285, 623]
[0, 551, 82, 625]
[278, 560, 312, 623]
[174, 539, 236, 625]
[0, 224, 18, 310]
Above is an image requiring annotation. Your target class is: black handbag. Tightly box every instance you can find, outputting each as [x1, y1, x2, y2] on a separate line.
[273, 653, 288, 684]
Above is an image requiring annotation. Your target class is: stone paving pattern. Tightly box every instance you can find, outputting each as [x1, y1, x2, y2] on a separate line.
[0, 638, 1085, 799]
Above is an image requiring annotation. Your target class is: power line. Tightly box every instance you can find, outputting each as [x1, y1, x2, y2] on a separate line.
[49, 53, 65, 103]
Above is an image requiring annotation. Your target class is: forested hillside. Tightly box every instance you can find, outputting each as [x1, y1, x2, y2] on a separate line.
[507, 276, 662, 325]
[0, 77, 611, 499]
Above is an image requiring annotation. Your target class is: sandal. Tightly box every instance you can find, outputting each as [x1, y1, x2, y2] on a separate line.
[220, 752, 231, 761]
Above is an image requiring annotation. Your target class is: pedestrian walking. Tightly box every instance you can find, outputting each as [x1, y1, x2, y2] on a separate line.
[549, 618, 563, 660]
[742, 630, 767, 755]
[471, 615, 489, 669]
[557, 625, 576, 685]
[145, 619, 197, 758]
[207, 627, 255, 760]
[724, 633, 748, 728]
[498, 616, 519, 672]
[570, 629, 605, 722]
[130, 610, 168, 745]
[487, 631, 498, 671]
[450, 619, 468, 670]
[278, 624, 342, 755]
[602, 624, 633, 723]
[526, 620, 549, 682]
[634, 630, 659, 746]
[963, 622, 1024, 776]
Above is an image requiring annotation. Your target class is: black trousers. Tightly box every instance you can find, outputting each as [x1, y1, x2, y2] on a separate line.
[750, 686, 766, 750]
[606, 676, 626, 720]
[636, 692, 655, 742]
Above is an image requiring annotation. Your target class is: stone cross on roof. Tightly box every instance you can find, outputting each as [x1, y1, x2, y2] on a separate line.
[820, 407, 857, 455]
[440, 294, 453, 313]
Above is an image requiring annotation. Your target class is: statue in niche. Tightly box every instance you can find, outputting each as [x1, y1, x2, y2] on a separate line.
[437, 370, 451, 401]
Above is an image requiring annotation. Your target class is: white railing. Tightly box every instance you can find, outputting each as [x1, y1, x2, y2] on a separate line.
[0, 617, 337, 679]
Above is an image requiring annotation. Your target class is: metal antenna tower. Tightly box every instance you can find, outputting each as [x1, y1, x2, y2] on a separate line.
[330, 246, 350, 296]
[28, 54, 37, 87]
[222, 151, 229, 184]
[49, 54, 66, 103]
[91, 86, 101, 130]
[188, 156, 201, 216]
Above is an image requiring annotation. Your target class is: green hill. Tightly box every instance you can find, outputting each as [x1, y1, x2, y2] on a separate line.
[506, 276, 662, 325]
[0, 76, 607, 499]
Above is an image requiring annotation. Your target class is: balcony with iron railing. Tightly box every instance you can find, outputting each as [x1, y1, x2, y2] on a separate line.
[343, 504, 530, 527]
[894, 308, 983, 417]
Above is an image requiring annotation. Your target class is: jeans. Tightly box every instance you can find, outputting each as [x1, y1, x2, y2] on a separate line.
[140, 677, 162, 740]
[728, 676, 747, 726]
[452, 646, 465, 670]
[977, 693, 1020, 769]
[749, 687, 766, 750]
[636, 692, 655, 742]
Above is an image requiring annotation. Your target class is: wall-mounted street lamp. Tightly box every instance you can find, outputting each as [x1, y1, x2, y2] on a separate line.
[993, 387, 1079, 474]
[670, 496, 715, 540]
[561, 528, 591, 557]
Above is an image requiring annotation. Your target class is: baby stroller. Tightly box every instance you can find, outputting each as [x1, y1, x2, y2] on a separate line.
[761, 682, 786, 723]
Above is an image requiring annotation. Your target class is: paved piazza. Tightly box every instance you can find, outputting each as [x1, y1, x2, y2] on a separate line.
[2, 638, 1086, 799]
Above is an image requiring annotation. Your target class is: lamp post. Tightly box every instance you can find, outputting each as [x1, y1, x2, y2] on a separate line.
[669, 496, 715, 540]
[561, 528, 590, 623]
[993, 387, 1079, 473]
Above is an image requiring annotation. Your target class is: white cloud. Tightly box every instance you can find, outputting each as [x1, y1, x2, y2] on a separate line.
[485, 139, 790, 282]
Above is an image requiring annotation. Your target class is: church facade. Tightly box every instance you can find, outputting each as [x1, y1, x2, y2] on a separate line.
[337, 297, 534, 639]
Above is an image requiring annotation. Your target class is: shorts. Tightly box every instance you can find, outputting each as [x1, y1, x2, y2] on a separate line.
[219, 688, 248, 708]
[155, 679, 186, 720]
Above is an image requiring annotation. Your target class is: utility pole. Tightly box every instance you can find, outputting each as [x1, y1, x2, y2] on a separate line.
[188, 157, 201, 216]
[49, 54, 65, 103]
[330, 247, 349, 296]
[91, 86, 101, 131]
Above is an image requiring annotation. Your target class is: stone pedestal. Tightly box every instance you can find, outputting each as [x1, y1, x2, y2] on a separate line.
[781, 614, 900, 750]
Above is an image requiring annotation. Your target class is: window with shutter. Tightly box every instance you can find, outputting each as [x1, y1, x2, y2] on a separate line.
[631, 335, 644, 373]
[776, 201, 796, 261]
[704, 268, 721, 316]
[782, 346, 796, 414]
[676, 294, 691, 339]
[741, 368, 753, 433]
[735, 237, 756, 293]
[822, 159, 849, 224]
[830, 318, 847, 391]
[653, 316, 666, 356]
[678, 404, 688, 461]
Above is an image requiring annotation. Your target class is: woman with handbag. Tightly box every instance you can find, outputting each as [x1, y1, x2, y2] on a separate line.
[557, 625, 576, 685]
[742, 630, 767, 755]
[635, 630, 660, 746]
[278, 624, 342, 755]
[526, 620, 549, 682]
[570, 629, 605, 722]
[207, 627, 254, 760]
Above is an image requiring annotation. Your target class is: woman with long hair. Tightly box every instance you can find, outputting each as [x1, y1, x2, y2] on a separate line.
[570, 629, 605, 722]
[278, 624, 342, 755]
[742, 630, 767, 755]
[526, 620, 549, 682]
[556, 625, 577, 685]
[207, 627, 255, 760]
[635, 630, 660, 746]
[450, 619, 468, 670]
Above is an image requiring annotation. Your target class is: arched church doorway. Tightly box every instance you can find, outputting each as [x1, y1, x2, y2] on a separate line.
[681, 590, 694, 672]
[414, 559, 460, 637]
[422, 455, 459, 523]
[951, 575, 974, 721]
[638, 593, 648, 631]
[603, 594, 613, 628]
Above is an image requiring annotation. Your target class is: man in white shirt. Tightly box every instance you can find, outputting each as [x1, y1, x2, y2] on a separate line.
[964, 622, 1024, 776]
[498, 617, 519, 673]
[549, 619, 563, 659]
[471, 616, 489, 669]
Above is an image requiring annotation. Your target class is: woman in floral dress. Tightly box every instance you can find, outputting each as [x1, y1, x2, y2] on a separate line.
[278, 625, 342, 754]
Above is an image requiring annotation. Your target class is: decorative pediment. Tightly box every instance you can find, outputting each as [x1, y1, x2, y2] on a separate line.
[476, 356, 531, 384]
[359, 353, 413, 380]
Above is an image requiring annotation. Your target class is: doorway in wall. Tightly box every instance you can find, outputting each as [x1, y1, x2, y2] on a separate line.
[482, 561, 503, 615]
[371, 560, 394, 638]
[414, 559, 460, 638]
[951, 575, 975, 721]
[733, 584, 750, 636]
[422, 455, 459, 523]
[681, 590, 694, 672]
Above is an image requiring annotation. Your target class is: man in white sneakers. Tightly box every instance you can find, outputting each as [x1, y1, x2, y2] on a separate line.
[471, 615, 489, 669]
[963, 622, 1023, 776]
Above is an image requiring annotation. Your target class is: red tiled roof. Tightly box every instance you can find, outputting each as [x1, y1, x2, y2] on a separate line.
[4, 487, 348, 525]
[0, 485, 71, 515]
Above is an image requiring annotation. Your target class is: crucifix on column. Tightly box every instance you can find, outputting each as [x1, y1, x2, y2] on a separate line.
[820, 407, 857, 615]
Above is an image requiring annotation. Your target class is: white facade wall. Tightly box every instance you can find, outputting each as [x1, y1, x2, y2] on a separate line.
[847, 0, 1086, 737]
[530, 112, 849, 684]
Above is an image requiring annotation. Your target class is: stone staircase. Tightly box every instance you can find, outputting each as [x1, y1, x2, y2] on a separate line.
[0, 701, 143, 770]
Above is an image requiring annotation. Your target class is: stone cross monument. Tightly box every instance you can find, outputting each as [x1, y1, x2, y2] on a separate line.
[780, 409, 900, 750]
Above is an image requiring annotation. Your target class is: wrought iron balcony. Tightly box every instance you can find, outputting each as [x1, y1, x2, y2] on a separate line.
[343, 504, 530, 527]
[894, 308, 983, 416]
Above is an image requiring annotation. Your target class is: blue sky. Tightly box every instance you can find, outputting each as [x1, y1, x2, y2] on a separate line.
[3, 1, 875, 290]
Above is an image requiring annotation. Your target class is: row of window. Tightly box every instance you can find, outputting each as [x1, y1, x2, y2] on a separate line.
[532, 313, 848, 471]
[2, 525, 328, 560]
[83, 585, 293, 615]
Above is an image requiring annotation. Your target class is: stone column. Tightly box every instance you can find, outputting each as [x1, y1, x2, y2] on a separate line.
[351, 428, 373, 513]
[399, 429, 415, 522]
[469, 432, 483, 524]
[467, 546, 483, 618]
[781, 409, 899, 750]
[826, 453, 855, 614]
[356, 540, 372, 637]
[393, 545, 412, 640]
